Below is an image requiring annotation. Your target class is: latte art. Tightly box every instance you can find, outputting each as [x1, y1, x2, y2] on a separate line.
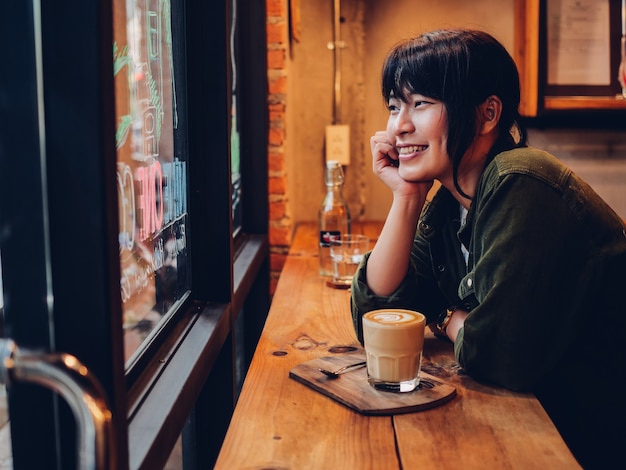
[370, 311, 420, 325]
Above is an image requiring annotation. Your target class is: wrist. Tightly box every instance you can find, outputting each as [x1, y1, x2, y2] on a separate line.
[433, 306, 457, 339]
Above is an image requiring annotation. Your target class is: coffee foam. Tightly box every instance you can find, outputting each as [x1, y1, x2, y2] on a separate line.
[364, 309, 425, 327]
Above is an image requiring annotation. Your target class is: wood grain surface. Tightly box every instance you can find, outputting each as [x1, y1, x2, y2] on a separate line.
[289, 354, 457, 415]
[214, 222, 581, 469]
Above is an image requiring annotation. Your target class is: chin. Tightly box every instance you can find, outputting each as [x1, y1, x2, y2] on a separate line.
[398, 167, 425, 182]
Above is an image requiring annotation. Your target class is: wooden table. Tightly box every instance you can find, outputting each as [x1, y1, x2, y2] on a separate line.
[215, 222, 580, 469]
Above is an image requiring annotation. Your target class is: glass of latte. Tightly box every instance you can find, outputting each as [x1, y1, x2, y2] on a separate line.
[362, 309, 426, 392]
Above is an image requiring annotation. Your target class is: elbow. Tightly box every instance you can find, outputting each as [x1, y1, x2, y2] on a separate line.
[456, 343, 537, 392]
[460, 359, 534, 392]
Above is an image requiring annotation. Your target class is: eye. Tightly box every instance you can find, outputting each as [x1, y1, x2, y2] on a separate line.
[411, 94, 435, 108]
[387, 99, 400, 113]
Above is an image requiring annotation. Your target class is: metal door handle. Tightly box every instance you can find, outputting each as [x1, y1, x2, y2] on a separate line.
[0, 338, 115, 469]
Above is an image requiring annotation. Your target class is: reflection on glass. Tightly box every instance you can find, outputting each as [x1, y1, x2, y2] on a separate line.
[0, 252, 3, 312]
[113, 0, 190, 365]
[0, 251, 9, 466]
[231, 98, 242, 237]
[230, 0, 242, 236]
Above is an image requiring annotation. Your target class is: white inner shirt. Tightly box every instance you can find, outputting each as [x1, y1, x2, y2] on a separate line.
[460, 204, 469, 265]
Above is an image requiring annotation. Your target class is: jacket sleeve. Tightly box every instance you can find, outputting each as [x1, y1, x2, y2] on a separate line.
[454, 171, 607, 391]
[350, 231, 446, 344]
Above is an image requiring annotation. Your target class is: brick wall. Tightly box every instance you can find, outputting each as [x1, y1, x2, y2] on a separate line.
[266, 0, 292, 295]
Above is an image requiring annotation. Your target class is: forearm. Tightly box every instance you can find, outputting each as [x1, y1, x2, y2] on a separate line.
[445, 309, 468, 342]
[366, 194, 425, 296]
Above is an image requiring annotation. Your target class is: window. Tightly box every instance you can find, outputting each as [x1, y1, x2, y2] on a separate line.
[0, 1, 269, 468]
[113, 0, 192, 366]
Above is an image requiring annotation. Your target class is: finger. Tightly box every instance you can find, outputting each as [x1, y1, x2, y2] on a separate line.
[370, 131, 390, 147]
[370, 135, 396, 157]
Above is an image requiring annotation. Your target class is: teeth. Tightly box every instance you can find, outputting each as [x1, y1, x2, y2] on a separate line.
[398, 145, 427, 155]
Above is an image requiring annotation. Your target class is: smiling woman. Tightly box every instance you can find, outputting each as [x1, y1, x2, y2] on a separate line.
[352, 28, 626, 469]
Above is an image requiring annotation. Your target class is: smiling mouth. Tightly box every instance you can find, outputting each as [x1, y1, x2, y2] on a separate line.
[398, 145, 428, 155]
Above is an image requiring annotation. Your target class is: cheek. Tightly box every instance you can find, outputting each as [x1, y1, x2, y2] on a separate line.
[435, 119, 449, 146]
[427, 121, 448, 153]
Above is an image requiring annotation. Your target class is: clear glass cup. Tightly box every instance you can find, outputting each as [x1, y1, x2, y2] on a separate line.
[329, 234, 369, 287]
[362, 309, 426, 393]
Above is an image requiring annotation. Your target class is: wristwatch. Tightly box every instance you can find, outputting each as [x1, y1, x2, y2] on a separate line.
[434, 307, 457, 338]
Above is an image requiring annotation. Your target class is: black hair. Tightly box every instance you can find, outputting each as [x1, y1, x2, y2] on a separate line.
[381, 29, 527, 199]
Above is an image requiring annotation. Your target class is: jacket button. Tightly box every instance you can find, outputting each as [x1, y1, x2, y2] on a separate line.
[438, 265, 445, 272]
[467, 278, 473, 287]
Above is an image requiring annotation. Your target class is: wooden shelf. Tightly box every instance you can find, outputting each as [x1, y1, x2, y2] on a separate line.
[545, 96, 626, 111]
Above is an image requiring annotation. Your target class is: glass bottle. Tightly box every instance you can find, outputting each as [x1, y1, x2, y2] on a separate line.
[318, 160, 351, 276]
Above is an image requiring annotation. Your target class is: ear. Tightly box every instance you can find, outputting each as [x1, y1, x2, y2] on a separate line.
[479, 95, 502, 135]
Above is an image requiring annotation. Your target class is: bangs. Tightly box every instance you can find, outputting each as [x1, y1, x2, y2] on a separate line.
[381, 38, 443, 103]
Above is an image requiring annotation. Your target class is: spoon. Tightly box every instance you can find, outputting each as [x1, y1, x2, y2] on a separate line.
[318, 361, 367, 379]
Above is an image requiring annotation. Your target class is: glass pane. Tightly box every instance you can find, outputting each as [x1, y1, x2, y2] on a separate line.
[113, 0, 190, 365]
[231, 99, 242, 236]
[230, 0, 242, 236]
[0, 253, 3, 313]
[0, 253, 11, 469]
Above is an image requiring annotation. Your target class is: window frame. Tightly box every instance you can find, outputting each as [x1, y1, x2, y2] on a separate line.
[126, 0, 269, 466]
[0, 0, 268, 468]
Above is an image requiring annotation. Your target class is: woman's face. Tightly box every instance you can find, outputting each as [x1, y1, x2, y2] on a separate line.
[386, 93, 452, 183]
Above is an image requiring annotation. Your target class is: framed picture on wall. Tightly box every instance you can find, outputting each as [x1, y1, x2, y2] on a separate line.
[514, 0, 626, 116]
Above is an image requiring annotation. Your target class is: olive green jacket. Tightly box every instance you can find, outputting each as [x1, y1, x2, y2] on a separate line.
[351, 147, 626, 468]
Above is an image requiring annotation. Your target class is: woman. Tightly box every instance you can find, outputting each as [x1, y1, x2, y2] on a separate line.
[351, 29, 626, 469]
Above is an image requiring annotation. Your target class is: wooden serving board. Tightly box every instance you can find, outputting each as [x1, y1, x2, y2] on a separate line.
[289, 354, 457, 416]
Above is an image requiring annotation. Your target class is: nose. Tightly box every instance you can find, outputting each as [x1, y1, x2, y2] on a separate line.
[392, 107, 415, 135]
